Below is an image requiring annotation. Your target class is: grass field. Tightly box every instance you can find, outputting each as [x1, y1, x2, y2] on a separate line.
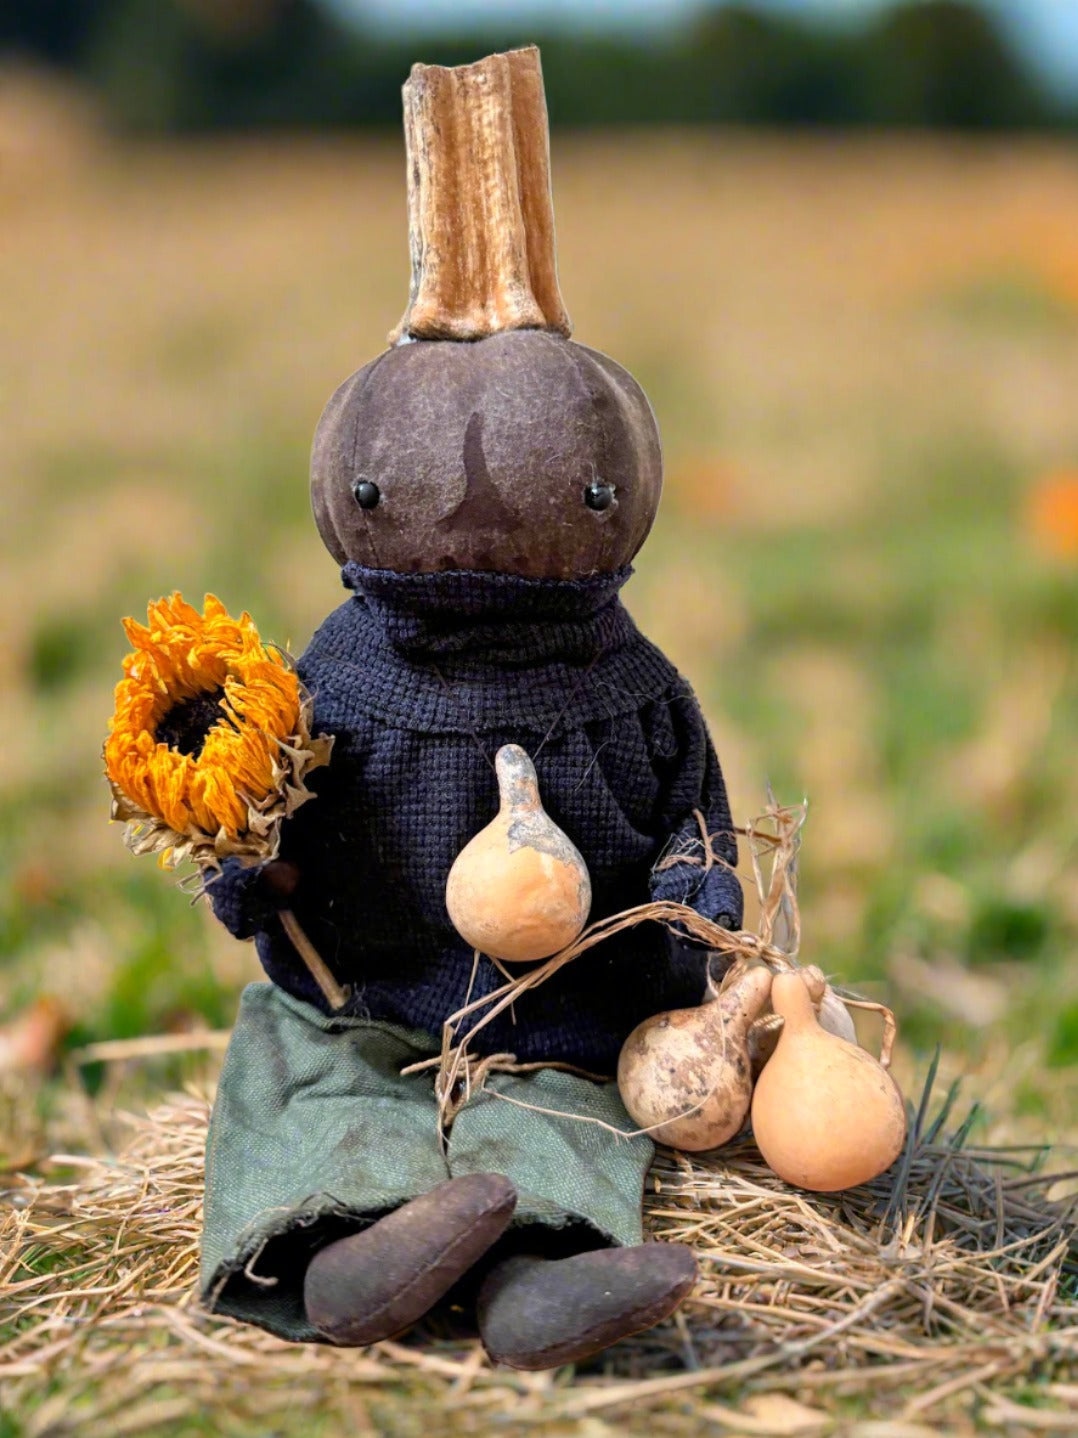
[2, 72, 1077, 1432]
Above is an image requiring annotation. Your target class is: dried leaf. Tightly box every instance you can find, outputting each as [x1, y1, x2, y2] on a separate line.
[0, 997, 68, 1074]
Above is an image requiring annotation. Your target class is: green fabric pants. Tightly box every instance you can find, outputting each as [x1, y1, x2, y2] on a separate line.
[200, 984, 654, 1341]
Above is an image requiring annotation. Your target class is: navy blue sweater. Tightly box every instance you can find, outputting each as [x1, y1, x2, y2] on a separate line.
[207, 565, 742, 1070]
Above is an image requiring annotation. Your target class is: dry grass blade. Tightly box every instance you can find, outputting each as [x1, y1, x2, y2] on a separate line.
[2, 1071, 1075, 1437]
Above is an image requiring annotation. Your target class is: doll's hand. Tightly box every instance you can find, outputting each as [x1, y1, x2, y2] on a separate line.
[259, 860, 301, 907]
[650, 857, 742, 943]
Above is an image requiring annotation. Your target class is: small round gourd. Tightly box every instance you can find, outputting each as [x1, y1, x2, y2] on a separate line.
[446, 745, 591, 963]
[617, 965, 773, 1151]
[751, 970, 907, 1192]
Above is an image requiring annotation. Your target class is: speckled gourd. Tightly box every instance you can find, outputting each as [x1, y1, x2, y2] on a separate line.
[617, 965, 773, 1151]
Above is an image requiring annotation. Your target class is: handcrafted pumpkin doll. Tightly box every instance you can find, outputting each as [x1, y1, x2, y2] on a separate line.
[200, 48, 743, 1367]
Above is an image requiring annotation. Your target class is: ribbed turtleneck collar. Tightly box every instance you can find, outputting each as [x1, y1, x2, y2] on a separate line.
[304, 563, 680, 733]
[340, 564, 634, 666]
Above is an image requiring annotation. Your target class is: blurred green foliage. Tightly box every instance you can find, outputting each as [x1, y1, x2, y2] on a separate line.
[1048, 1002, 1078, 1066]
[28, 614, 99, 695]
[1, 0, 1068, 134]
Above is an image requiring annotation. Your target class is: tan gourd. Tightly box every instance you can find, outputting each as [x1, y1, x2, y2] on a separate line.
[751, 970, 907, 1192]
[446, 744, 591, 962]
[617, 965, 773, 1151]
[748, 964, 856, 1077]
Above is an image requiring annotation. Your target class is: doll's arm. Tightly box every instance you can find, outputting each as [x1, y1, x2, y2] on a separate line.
[646, 690, 743, 932]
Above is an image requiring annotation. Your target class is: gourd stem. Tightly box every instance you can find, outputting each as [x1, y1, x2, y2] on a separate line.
[771, 970, 816, 1027]
[494, 744, 540, 812]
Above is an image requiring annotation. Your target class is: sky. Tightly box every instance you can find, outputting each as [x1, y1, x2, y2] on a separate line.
[329, 0, 1078, 100]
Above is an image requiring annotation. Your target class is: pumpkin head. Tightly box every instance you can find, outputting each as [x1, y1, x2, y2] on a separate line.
[310, 47, 663, 582]
[311, 332, 661, 580]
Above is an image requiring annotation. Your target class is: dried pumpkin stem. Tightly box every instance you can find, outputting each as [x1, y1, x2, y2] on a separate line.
[278, 909, 349, 1012]
[390, 46, 571, 343]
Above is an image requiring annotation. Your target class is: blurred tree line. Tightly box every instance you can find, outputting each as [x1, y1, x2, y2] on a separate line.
[1, 0, 1068, 133]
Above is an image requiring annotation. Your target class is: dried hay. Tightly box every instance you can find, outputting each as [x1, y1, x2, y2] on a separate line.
[2, 1058, 1076, 1438]
[3, 808, 1074, 1434]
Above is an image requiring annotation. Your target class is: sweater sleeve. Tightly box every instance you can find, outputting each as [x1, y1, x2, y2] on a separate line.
[645, 688, 743, 932]
[203, 858, 277, 940]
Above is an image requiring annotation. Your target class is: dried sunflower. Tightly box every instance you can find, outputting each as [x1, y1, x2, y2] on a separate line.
[105, 594, 333, 875]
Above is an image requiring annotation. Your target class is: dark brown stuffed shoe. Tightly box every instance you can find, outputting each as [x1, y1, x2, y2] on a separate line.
[304, 1173, 517, 1345]
[477, 1242, 697, 1370]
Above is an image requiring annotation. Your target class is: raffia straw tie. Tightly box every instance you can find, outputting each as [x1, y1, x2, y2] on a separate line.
[421, 801, 812, 1139]
[653, 806, 731, 876]
[420, 909, 790, 1140]
[416, 799, 896, 1139]
[400, 1045, 742, 1143]
[401, 1051, 610, 1126]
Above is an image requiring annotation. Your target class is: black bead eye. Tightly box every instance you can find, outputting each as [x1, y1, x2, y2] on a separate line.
[353, 480, 380, 510]
[584, 482, 615, 512]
